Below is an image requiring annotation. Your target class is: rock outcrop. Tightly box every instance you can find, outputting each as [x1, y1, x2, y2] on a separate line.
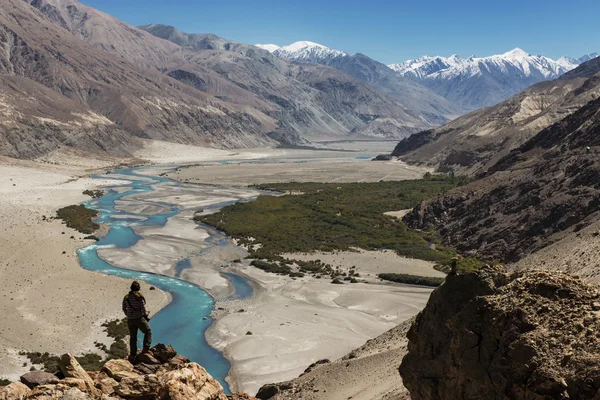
[400, 266, 600, 400]
[0, 344, 257, 400]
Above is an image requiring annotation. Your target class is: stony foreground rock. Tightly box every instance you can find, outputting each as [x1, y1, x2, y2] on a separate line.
[0, 344, 257, 400]
[400, 266, 600, 400]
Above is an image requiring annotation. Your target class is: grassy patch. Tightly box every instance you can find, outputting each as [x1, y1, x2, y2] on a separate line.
[20, 318, 131, 372]
[56, 205, 99, 234]
[378, 273, 445, 287]
[200, 175, 463, 263]
[435, 257, 487, 274]
[0, 378, 12, 386]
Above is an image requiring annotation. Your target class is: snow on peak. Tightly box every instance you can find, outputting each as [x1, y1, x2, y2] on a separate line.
[255, 44, 281, 52]
[282, 41, 330, 52]
[503, 47, 529, 57]
[388, 48, 584, 81]
[271, 40, 347, 63]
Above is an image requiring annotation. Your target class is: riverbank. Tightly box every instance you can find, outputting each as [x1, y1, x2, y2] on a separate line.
[207, 263, 434, 395]
[0, 157, 169, 381]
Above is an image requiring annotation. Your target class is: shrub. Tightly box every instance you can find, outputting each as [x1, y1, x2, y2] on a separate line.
[56, 205, 99, 234]
[378, 273, 445, 287]
[82, 190, 104, 199]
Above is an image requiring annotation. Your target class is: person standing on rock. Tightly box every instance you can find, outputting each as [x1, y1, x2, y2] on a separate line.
[122, 281, 152, 360]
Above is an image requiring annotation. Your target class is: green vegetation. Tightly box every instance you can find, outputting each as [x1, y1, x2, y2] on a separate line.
[0, 378, 11, 386]
[82, 189, 104, 199]
[56, 205, 99, 234]
[250, 260, 292, 274]
[200, 175, 464, 263]
[19, 318, 131, 373]
[378, 273, 445, 287]
[435, 257, 487, 274]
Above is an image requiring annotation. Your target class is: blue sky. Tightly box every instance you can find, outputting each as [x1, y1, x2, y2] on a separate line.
[81, 0, 599, 64]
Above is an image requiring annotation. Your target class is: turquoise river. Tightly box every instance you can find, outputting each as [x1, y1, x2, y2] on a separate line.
[76, 166, 253, 393]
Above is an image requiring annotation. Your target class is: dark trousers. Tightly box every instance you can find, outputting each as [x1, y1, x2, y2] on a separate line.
[127, 318, 152, 356]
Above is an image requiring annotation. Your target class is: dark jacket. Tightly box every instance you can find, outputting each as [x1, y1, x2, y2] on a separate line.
[122, 291, 148, 320]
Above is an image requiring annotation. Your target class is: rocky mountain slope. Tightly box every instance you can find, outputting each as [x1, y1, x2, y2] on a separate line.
[138, 25, 430, 142]
[256, 41, 465, 126]
[403, 86, 600, 265]
[389, 48, 592, 110]
[0, 0, 457, 159]
[392, 55, 600, 175]
[401, 266, 600, 400]
[24, 0, 446, 145]
[0, 343, 256, 399]
[0, 0, 276, 159]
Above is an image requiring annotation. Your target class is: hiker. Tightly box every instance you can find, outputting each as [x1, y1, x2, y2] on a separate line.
[122, 281, 152, 359]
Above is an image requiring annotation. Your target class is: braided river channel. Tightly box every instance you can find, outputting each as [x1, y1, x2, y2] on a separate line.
[76, 166, 256, 392]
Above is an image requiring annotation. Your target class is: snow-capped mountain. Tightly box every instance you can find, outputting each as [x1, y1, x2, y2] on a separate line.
[388, 48, 597, 110]
[557, 53, 599, 68]
[255, 43, 281, 53]
[256, 40, 465, 125]
[273, 41, 348, 63]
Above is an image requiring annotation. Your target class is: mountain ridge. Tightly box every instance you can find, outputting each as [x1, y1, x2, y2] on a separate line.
[257, 39, 465, 126]
[388, 48, 594, 110]
[392, 54, 600, 175]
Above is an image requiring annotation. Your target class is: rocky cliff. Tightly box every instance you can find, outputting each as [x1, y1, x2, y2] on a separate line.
[400, 266, 600, 400]
[0, 344, 257, 400]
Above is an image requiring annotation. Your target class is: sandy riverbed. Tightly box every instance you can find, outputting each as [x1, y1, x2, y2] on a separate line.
[207, 264, 434, 395]
[1, 140, 436, 394]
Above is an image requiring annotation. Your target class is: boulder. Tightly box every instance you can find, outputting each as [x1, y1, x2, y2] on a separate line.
[29, 384, 59, 397]
[135, 352, 160, 365]
[58, 354, 100, 397]
[19, 371, 58, 389]
[158, 363, 227, 400]
[96, 377, 118, 395]
[255, 384, 280, 399]
[101, 359, 138, 382]
[115, 374, 160, 398]
[400, 266, 600, 400]
[134, 363, 161, 375]
[0, 382, 31, 400]
[168, 355, 190, 367]
[152, 344, 177, 363]
[60, 387, 91, 400]
[56, 378, 88, 392]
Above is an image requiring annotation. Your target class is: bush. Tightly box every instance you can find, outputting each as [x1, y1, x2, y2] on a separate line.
[102, 319, 129, 341]
[76, 353, 103, 371]
[56, 205, 99, 234]
[378, 273, 445, 287]
[82, 190, 104, 199]
[0, 378, 11, 386]
[250, 260, 291, 274]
